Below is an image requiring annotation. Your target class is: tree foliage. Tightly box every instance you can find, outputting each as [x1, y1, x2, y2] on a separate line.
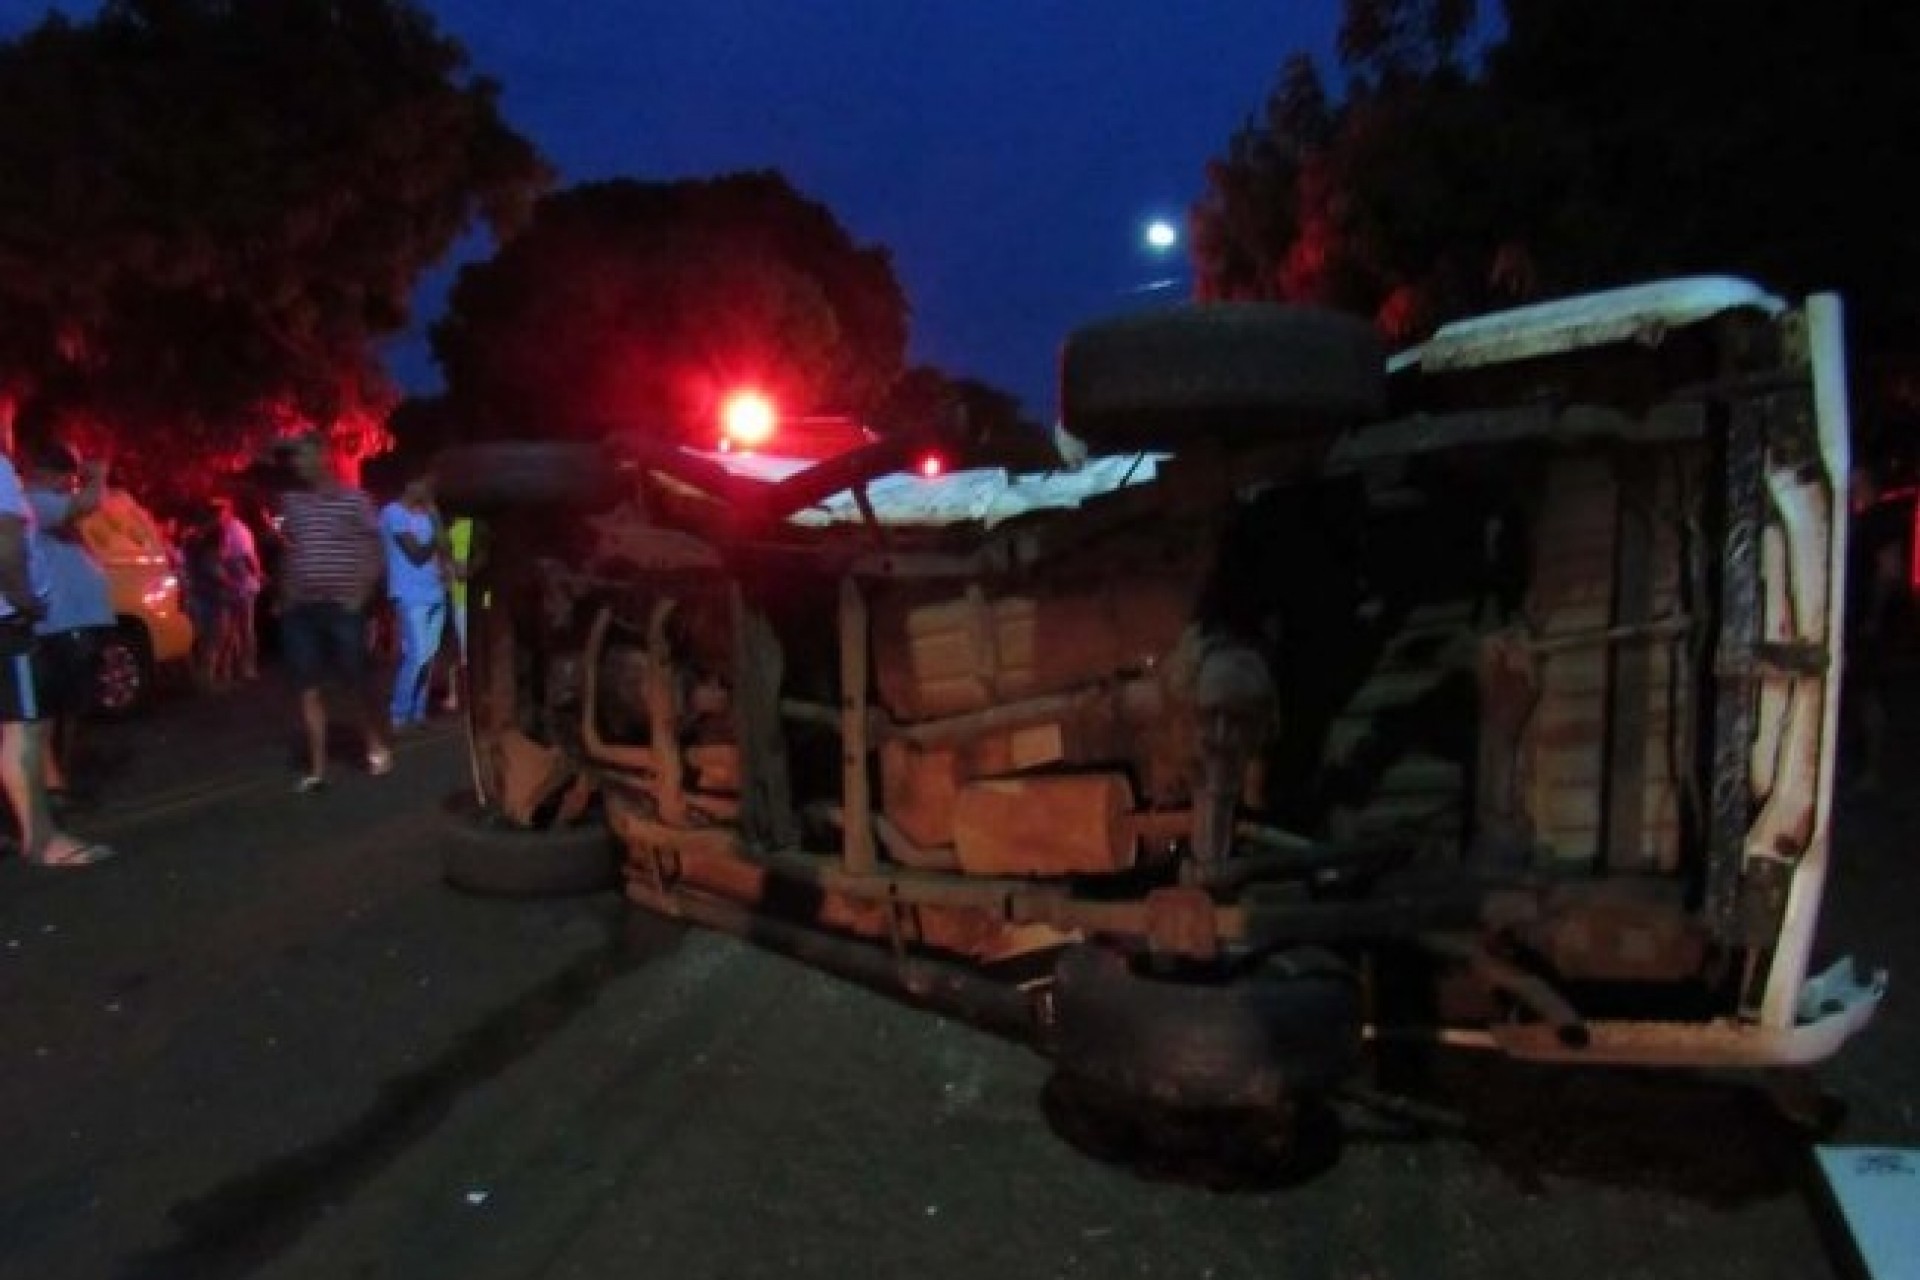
[0, 0, 549, 497]
[871, 363, 1057, 471]
[430, 172, 909, 445]
[1192, 0, 1920, 427]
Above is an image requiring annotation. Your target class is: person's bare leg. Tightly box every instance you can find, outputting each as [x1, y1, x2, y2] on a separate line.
[300, 687, 328, 781]
[41, 713, 71, 794]
[3, 719, 61, 856]
[362, 682, 392, 773]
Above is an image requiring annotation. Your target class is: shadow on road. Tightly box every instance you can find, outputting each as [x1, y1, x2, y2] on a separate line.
[1379, 1052, 1827, 1203]
[1041, 1071, 1346, 1193]
[1040, 1046, 1834, 1205]
[118, 906, 685, 1280]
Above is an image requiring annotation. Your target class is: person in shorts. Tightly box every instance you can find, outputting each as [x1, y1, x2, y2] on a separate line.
[0, 403, 113, 865]
[21, 438, 116, 808]
[275, 432, 390, 792]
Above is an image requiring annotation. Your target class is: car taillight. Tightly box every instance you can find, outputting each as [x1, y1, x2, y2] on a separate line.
[143, 575, 179, 609]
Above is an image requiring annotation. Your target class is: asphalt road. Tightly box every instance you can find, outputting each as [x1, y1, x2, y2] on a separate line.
[1, 674, 1916, 1280]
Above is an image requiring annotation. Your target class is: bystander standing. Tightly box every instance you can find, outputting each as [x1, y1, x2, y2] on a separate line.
[439, 514, 474, 714]
[276, 432, 389, 792]
[215, 497, 264, 681]
[380, 474, 449, 731]
[21, 439, 115, 810]
[181, 503, 230, 689]
[0, 402, 113, 865]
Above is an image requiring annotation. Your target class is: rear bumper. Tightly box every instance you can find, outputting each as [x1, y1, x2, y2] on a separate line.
[138, 609, 195, 665]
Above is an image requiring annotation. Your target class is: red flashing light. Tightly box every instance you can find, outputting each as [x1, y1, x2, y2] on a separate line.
[721, 391, 776, 450]
[918, 454, 945, 479]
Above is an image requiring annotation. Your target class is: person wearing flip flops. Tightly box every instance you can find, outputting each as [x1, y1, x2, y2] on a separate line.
[275, 432, 391, 793]
[21, 437, 116, 813]
[0, 403, 114, 867]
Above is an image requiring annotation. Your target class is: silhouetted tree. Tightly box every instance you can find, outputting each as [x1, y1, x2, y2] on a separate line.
[0, 0, 549, 499]
[431, 172, 909, 444]
[872, 364, 1057, 471]
[1192, 0, 1920, 433]
[1487, 0, 1920, 432]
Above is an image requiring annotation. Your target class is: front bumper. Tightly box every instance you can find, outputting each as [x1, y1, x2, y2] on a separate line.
[1485, 958, 1886, 1067]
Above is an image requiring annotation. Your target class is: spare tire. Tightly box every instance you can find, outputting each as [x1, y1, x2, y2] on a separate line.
[434, 441, 624, 514]
[1049, 944, 1362, 1110]
[441, 791, 621, 898]
[1059, 304, 1387, 453]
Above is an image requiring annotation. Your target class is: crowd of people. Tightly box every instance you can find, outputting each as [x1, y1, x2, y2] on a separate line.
[1, 402, 473, 867]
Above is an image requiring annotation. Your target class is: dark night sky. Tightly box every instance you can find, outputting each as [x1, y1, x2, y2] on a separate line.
[9, 1, 1346, 420]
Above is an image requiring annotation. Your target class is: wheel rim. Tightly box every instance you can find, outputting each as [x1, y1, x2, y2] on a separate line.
[95, 641, 143, 712]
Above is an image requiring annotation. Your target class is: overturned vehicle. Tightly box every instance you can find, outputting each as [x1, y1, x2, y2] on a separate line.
[435, 275, 1884, 1118]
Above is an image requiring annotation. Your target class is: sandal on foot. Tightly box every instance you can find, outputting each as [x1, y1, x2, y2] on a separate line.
[295, 774, 328, 794]
[29, 839, 117, 868]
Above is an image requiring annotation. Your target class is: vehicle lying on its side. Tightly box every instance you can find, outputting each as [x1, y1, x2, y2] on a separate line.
[435, 275, 1884, 1119]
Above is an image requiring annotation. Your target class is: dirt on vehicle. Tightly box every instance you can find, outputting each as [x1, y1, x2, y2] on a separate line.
[433, 275, 1884, 1151]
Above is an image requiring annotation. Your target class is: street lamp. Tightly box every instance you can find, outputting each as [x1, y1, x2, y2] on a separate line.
[1144, 219, 1179, 252]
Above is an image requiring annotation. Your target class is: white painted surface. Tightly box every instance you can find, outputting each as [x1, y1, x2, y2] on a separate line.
[1815, 1146, 1920, 1279]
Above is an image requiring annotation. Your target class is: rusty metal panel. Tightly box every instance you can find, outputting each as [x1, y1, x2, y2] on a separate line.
[1706, 402, 1766, 939]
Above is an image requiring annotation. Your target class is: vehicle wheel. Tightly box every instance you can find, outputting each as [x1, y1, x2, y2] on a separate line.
[1059, 304, 1388, 453]
[1039, 1070, 1342, 1191]
[1048, 944, 1362, 1110]
[91, 624, 153, 718]
[440, 791, 621, 898]
[433, 441, 622, 514]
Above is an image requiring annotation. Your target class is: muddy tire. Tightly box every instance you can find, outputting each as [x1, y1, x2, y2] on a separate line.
[1049, 944, 1362, 1110]
[1059, 304, 1387, 453]
[1040, 1070, 1343, 1191]
[434, 441, 623, 514]
[441, 793, 621, 898]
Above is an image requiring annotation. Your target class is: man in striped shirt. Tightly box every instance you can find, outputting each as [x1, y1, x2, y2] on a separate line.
[277, 432, 391, 792]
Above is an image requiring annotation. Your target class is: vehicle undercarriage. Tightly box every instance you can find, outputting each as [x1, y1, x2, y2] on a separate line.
[436, 277, 1883, 1118]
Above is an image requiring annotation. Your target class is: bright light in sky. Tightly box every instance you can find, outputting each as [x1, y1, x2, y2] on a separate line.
[1145, 220, 1179, 251]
